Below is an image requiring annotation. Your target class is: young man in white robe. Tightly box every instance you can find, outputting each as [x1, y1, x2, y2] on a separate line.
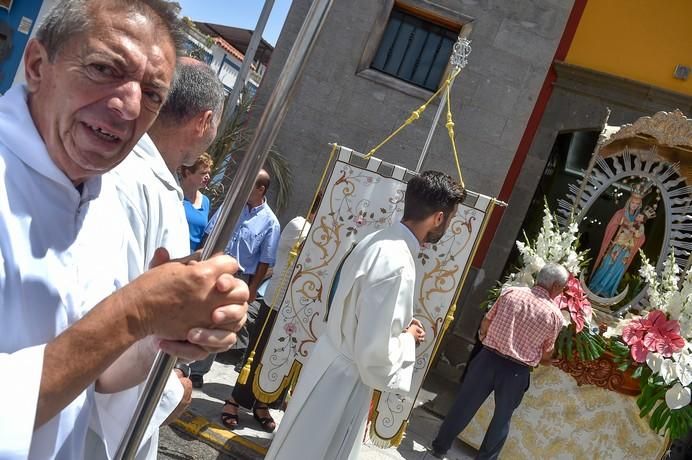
[88, 58, 225, 459]
[266, 171, 466, 460]
[0, 1, 247, 459]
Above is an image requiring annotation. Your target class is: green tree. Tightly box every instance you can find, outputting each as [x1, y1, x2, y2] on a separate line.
[203, 90, 292, 213]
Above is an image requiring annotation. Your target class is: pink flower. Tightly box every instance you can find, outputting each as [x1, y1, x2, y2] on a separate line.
[284, 322, 297, 335]
[642, 310, 685, 357]
[630, 341, 649, 363]
[622, 310, 685, 361]
[622, 318, 648, 346]
[557, 274, 592, 333]
[355, 216, 365, 227]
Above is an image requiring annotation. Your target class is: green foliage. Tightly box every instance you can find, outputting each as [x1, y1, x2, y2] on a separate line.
[203, 91, 292, 212]
[480, 283, 503, 311]
[556, 324, 606, 361]
[636, 371, 692, 440]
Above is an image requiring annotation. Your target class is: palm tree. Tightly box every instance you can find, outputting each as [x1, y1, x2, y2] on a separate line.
[203, 89, 293, 213]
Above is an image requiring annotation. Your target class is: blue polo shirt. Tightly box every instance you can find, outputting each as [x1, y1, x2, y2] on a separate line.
[205, 200, 280, 275]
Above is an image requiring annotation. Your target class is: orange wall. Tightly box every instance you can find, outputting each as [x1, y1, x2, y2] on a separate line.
[566, 0, 692, 95]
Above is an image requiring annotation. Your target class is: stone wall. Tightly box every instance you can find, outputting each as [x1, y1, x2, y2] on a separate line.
[249, 0, 575, 379]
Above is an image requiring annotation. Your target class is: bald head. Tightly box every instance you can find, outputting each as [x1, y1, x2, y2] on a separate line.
[178, 56, 201, 66]
[256, 169, 271, 194]
[247, 168, 271, 207]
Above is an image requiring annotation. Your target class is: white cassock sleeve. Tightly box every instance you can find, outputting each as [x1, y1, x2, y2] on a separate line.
[353, 272, 416, 394]
[0, 345, 45, 459]
[89, 371, 183, 459]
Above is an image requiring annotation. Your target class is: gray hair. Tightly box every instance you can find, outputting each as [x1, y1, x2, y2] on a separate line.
[36, 0, 185, 61]
[157, 60, 225, 124]
[536, 263, 569, 291]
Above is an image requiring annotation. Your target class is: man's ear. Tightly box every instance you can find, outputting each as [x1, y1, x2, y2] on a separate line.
[434, 210, 445, 226]
[24, 39, 50, 93]
[196, 110, 213, 136]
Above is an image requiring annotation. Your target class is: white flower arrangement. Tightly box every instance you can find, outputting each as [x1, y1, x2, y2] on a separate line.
[638, 252, 692, 411]
[508, 203, 585, 289]
[641, 252, 692, 338]
[499, 203, 600, 361]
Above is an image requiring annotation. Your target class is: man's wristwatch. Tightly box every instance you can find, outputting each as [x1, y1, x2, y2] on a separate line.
[174, 362, 191, 378]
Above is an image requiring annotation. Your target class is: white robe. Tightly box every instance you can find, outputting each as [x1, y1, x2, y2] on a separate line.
[262, 216, 310, 310]
[265, 223, 418, 460]
[0, 85, 129, 459]
[86, 134, 190, 460]
[109, 132, 190, 276]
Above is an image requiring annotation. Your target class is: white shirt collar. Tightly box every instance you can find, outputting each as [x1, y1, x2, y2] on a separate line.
[398, 222, 421, 255]
[132, 133, 183, 200]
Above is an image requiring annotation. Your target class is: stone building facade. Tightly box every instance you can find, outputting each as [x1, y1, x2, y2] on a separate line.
[249, 0, 692, 390]
[250, 0, 575, 381]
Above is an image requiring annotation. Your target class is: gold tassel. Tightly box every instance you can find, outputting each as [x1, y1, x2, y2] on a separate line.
[236, 351, 254, 385]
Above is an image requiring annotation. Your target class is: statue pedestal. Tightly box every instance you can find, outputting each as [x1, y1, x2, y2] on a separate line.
[458, 365, 667, 459]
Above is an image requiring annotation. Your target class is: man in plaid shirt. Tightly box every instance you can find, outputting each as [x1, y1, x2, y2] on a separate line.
[430, 263, 568, 459]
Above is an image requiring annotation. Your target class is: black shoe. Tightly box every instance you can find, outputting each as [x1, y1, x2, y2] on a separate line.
[190, 374, 204, 389]
[429, 446, 448, 459]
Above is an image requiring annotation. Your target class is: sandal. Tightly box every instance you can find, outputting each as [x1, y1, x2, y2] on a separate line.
[220, 399, 239, 429]
[253, 405, 276, 433]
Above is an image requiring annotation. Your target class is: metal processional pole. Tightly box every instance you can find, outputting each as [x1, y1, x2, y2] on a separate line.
[415, 35, 472, 172]
[115, 0, 335, 457]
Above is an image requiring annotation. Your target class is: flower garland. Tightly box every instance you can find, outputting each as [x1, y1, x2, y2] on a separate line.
[604, 251, 692, 439]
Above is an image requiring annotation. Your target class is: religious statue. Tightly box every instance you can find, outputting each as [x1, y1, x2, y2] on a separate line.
[589, 179, 658, 298]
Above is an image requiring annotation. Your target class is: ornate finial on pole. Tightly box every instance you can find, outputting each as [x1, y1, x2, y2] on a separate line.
[450, 36, 472, 71]
[415, 35, 471, 173]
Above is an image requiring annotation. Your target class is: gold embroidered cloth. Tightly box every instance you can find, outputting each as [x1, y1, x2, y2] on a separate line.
[458, 365, 667, 459]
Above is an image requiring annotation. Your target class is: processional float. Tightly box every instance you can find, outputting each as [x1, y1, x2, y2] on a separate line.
[461, 110, 692, 458]
[240, 33, 507, 447]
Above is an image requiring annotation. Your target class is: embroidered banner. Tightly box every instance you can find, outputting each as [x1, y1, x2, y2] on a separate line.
[253, 145, 495, 445]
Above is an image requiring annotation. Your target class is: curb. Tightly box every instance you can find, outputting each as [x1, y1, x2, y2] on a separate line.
[171, 410, 268, 458]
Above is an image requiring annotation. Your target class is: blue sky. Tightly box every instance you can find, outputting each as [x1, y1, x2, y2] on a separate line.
[177, 0, 293, 46]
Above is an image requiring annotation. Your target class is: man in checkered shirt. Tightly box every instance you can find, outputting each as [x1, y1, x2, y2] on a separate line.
[430, 263, 568, 460]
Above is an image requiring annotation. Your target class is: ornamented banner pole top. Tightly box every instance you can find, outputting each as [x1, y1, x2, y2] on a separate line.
[415, 35, 472, 173]
[450, 36, 472, 70]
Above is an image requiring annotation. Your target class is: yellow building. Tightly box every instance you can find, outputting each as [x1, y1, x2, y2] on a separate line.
[566, 0, 692, 96]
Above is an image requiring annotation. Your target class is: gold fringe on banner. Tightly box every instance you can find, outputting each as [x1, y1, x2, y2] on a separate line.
[368, 419, 409, 449]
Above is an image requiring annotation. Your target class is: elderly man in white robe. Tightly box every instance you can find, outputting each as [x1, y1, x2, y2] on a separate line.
[266, 171, 466, 460]
[0, 1, 247, 459]
[89, 58, 225, 459]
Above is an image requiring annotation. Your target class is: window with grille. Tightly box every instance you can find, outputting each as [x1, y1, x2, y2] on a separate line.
[371, 7, 459, 92]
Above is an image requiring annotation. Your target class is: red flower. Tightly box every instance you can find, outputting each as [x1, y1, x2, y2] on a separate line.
[557, 274, 592, 333]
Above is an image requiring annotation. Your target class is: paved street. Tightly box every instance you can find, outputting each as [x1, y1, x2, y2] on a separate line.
[159, 425, 236, 460]
[158, 351, 477, 459]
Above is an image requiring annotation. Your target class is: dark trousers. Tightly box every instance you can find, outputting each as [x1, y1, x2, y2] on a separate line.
[232, 300, 286, 409]
[432, 347, 530, 460]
